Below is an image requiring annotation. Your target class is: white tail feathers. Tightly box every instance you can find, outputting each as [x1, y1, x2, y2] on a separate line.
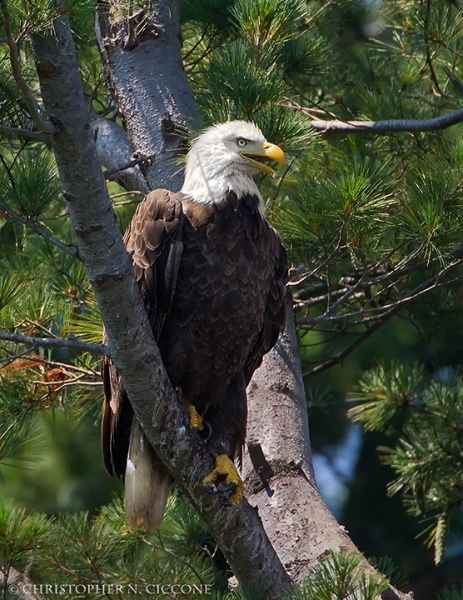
[125, 419, 172, 533]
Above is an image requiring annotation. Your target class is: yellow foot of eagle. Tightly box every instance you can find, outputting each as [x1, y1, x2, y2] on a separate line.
[203, 454, 243, 507]
[187, 403, 212, 440]
[188, 404, 204, 431]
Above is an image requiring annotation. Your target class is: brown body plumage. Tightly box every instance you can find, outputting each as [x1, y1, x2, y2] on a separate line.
[101, 121, 287, 531]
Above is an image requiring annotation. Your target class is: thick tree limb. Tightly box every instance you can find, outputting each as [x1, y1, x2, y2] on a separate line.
[94, 0, 200, 191]
[31, 12, 290, 598]
[0, 331, 106, 355]
[90, 112, 149, 193]
[244, 298, 413, 600]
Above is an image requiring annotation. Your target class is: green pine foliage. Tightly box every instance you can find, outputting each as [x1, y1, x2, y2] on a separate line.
[0, 150, 61, 218]
[436, 582, 463, 600]
[0, 498, 50, 580]
[288, 551, 388, 600]
[369, 556, 409, 592]
[349, 362, 463, 564]
[0, 495, 217, 599]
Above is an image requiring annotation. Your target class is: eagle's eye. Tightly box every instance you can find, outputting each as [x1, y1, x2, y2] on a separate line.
[237, 138, 247, 147]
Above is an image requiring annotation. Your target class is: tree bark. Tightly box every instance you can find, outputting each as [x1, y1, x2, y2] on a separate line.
[244, 299, 413, 600]
[94, 0, 200, 192]
[31, 12, 290, 599]
[90, 112, 149, 193]
[244, 296, 355, 581]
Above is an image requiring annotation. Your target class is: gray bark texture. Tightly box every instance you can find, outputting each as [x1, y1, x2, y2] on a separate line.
[244, 297, 355, 581]
[90, 112, 149, 193]
[31, 11, 290, 599]
[95, 0, 200, 191]
[244, 299, 412, 600]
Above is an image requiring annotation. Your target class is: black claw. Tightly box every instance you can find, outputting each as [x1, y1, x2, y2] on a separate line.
[201, 419, 213, 442]
[204, 485, 234, 507]
[204, 480, 237, 497]
[218, 481, 237, 494]
[219, 496, 233, 507]
[193, 419, 212, 441]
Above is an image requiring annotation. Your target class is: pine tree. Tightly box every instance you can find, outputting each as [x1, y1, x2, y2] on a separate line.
[1, 0, 463, 598]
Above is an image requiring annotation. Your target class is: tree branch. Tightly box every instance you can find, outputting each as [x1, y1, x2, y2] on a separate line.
[90, 113, 149, 194]
[0, 331, 107, 355]
[94, 1, 200, 191]
[0, 0, 55, 136]
[243, 298, 413, 600]
[296, 259, 463, 380]
[302, 314, 394, 379]
[297, 259, 463, 327]
[298, 106, 463, 134]
[0, 124, 50, 141]
[0, 196, 80, 259]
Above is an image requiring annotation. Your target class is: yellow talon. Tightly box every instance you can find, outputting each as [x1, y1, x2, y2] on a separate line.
[188, 404, 204, 431]
[203, 454, 244, 507]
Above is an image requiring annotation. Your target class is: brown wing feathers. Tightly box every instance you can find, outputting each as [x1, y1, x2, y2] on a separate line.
[101, 190, 183, 480]
[124, 190, 184, 339]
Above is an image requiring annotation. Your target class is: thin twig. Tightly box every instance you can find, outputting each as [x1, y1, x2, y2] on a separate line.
[0, 349, 99, 376]
[299, 260, 463, 328]
[0, 345, 35, 364]
[0, 331, 107, 355]
[0, 124, 50, 141]
[0, 196, 80, 259]
[141, 537, 206, 587]
[303, 309, 397, 379]
[301, 0, 334, 29]
[103, 154, 155, 180]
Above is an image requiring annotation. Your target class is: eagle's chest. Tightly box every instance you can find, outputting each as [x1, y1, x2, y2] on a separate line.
[159, 198, 274, 394]
[174, 208, 270, 332]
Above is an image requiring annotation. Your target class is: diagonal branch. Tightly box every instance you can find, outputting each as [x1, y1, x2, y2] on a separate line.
[0, 196, 80, 259]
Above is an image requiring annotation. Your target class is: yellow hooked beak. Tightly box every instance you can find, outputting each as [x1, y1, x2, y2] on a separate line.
[240, 141, 285, 176]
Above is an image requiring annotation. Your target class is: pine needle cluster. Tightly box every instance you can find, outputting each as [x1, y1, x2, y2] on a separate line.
[349, 361, 463, 565]
[0, 494, 218, 599]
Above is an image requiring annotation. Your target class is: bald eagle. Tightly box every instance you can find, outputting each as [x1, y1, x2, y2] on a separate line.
[101, 121, 288, 532]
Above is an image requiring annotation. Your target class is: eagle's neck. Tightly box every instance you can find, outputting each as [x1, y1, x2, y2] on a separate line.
[180, 154, 265, 216]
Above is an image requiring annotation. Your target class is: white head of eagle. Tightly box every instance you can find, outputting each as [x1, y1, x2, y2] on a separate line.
[180, 121, 285, 210]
